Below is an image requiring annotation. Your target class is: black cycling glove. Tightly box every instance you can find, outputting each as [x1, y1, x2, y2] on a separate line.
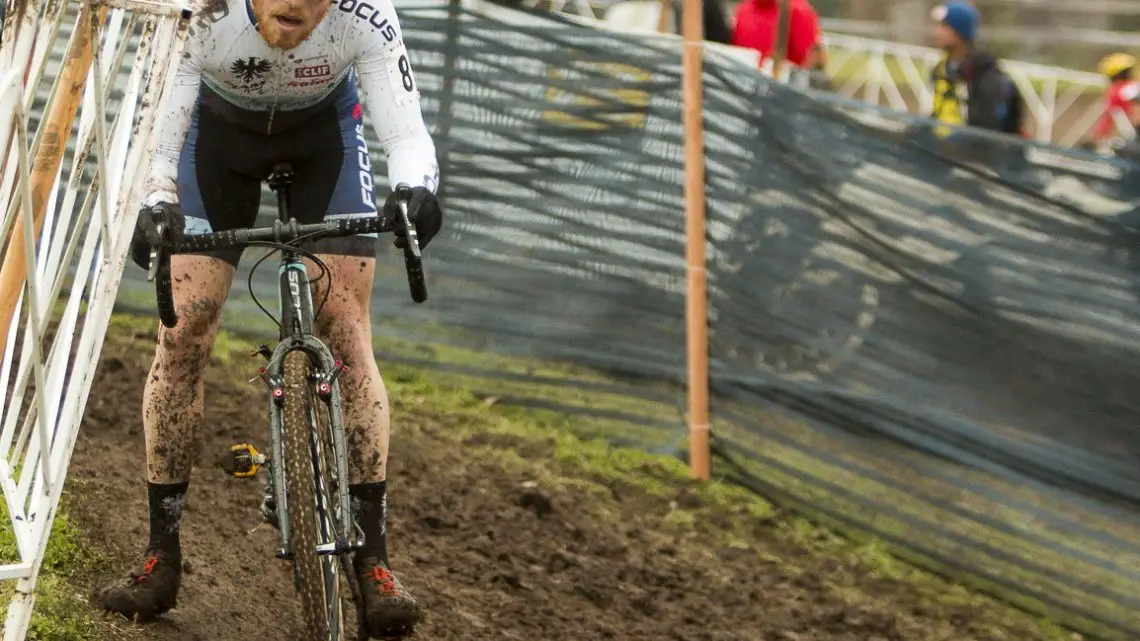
[130, 202, 186, 271]
[382, 186, 442, 250]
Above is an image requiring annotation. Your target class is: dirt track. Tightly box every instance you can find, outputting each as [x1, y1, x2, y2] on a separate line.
[65, 321, 1068, 641]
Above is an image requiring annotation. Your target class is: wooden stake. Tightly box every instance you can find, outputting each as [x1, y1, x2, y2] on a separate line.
[682, 0, 709, 480]
[0, 3, 105, 358]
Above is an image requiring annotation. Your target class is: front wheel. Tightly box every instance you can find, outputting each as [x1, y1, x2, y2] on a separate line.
[280, 349, 347, 640]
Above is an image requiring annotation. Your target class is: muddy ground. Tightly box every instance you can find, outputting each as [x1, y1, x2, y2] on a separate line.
[62, 321, 1069, 641]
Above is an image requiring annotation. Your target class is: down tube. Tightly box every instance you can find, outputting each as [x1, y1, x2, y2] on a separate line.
[278, 261, 315, 339]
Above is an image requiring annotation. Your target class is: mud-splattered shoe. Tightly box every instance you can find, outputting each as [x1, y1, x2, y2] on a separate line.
[95, 551, 181, 621]
[356, 557, 422, 639]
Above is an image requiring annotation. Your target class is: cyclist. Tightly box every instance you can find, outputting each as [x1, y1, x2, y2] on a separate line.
[1090, 53, 1140, 155]
[94, 0, 441, 636]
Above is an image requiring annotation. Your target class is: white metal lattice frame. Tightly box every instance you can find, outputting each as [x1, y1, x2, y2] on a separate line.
[821, 31, 1113, 146]
[0, 0, 190, 638]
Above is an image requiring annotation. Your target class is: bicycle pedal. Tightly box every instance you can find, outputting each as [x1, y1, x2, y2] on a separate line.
[219, 443, 267, 478]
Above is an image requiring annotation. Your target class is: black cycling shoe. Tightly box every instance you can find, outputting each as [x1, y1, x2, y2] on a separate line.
[95, 550, 181, 621]
[356, 557, 422, 639]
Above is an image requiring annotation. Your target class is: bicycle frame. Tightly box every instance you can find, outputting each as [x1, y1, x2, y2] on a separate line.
[261, 165, 358, 562]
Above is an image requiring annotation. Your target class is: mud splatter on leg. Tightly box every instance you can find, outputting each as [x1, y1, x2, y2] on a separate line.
[310, 254, 389, 485]
[142, 255, 236, 484]
[310, 254, 396, 584]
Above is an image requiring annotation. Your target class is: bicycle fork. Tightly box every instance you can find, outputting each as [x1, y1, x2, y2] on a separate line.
[221, 338, 371, 637]
[222, 338, 362, 556]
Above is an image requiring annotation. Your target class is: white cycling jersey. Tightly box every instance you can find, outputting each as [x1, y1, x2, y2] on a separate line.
[143, 0, 439, 207]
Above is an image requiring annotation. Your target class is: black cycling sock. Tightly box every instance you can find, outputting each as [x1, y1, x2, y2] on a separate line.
[146, 481, 189, 563]
[350, 481, 389, 567]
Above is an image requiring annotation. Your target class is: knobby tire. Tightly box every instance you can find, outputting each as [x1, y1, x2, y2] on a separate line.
[281, 350, 346, 640]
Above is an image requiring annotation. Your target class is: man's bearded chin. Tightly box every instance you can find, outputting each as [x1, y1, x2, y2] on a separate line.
[253, 0, 328, 50]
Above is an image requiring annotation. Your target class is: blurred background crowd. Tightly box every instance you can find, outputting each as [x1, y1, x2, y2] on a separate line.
[527, 0, 1140, 155]
[723, 0, 1140, 153]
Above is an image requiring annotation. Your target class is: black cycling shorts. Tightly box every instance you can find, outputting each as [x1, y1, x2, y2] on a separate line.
[176, 78, 379, 266]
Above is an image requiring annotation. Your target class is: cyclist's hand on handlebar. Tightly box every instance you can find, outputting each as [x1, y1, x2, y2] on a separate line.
[382, 185, 442, 250]
[129, 203, 186, 271]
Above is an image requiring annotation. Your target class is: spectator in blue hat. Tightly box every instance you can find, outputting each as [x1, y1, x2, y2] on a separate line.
[929, 1, 1024, 136]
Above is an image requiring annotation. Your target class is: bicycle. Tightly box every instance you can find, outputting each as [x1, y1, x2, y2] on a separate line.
[143, 162, 427, 641]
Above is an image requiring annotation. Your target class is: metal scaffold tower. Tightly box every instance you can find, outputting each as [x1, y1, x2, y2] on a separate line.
[0, 0, 190, 637]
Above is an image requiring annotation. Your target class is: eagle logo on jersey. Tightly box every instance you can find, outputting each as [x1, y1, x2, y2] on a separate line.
[230, 57, 273, 90]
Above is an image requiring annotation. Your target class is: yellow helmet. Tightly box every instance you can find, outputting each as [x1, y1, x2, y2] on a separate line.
[1099, 53, 1136, 79]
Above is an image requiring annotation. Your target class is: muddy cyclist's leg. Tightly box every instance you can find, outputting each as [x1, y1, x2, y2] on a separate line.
[96, 254, 235, 620]
[142, 254, 236, 559]
[308, 254, 392, 557]
[309, 251, 419, 635]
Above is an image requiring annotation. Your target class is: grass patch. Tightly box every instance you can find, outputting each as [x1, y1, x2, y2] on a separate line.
[0, 494, 107, 641]
[371, 354, 1074, 640]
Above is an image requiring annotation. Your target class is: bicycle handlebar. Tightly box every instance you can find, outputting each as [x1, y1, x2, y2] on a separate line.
[170, 216, 394, 253]
[149, 212, 428, 329]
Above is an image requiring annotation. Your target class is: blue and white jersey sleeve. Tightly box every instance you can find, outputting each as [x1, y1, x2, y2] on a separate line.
[349, 0, 440, 194]
[142, 40, 204, 208]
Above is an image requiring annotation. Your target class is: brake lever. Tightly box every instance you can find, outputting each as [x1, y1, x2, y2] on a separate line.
[395, 195, 428, 304]
[395, 199, 421, 261]
[147, 221, 165, 282]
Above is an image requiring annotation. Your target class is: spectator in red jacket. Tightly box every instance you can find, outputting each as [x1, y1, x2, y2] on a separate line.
[1090, 53, 1140, 152]
[732, 0, 822, 69]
